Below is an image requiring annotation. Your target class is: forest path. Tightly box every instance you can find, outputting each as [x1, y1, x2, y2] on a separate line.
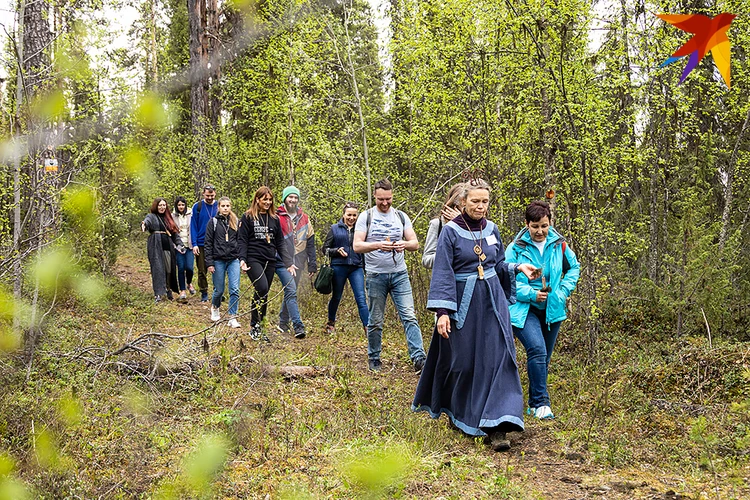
[113, 251, 688, 499]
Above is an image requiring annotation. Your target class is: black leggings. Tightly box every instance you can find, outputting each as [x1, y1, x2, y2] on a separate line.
[245, 259, 276, 326]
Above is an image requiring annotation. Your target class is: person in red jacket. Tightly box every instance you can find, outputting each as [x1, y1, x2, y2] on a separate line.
[275, 186, 317, 339]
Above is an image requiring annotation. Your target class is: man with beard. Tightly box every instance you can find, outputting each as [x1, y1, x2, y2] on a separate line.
[353, 179, 426, 373]
[190, 185, 219, 302]
[276, 186, 317, 339]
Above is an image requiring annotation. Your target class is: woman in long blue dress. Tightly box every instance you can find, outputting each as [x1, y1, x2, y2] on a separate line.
[412, 179, 539, 451]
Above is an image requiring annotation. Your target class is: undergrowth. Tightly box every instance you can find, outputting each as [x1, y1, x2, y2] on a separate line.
[0, 249, 748, 498]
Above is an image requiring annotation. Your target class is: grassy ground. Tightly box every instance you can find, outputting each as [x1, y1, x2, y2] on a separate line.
[1, 246, 748, 498]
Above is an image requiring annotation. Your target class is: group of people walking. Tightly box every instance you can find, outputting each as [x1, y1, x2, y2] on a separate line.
[142, 176, 580, 453]
[142, 184, 317, 340]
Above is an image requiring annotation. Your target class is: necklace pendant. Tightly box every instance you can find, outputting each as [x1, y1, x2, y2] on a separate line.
[477, 264, 484, 280]
[479, 252, 487, 262]
[225, 232, 229, 242]
[266, 233, 271, 244]
[473, 244, 482, 255]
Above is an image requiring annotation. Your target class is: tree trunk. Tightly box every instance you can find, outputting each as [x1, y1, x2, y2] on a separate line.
[19, 0, 52, 363]
[648, 162, 660, 282]
[718, 106, 750, 251]
[23, 0, 50, 97]
[540, 86, 556, 222]
[287, 103, 294, 184]
[188, 0, 209, 193]
[343, 1, 371, 207]
[149, 0, 159, 85]
[188, 0, 222, 194]
[206, 0, 220, 128]
[12, 0, 26, 332]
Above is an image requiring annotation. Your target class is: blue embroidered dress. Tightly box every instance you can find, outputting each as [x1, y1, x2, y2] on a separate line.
[412, 217, 524, 436]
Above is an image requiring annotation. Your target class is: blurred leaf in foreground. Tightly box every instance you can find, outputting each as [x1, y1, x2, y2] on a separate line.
[120, 143, 155, 189]
[61, 186, 99, 233]
[57, 394, 83, 427]
[32, 245, 106, 305]
[135, 92, 174, 131]
[182, 433, 230, 496]
[338, 442, 414, 497]
[0, 288, 30, 353]
[0, 452, 29, 500]
[29, 89, 66, 123]
[154, 433, 230, 499]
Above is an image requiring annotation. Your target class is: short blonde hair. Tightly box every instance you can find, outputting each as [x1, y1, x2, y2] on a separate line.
[460, 179, 491, 201]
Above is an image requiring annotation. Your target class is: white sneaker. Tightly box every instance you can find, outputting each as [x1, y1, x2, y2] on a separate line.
[210, 306, 221, 322]
[227, 318, 241, 329]
[534, 405, 555, 419]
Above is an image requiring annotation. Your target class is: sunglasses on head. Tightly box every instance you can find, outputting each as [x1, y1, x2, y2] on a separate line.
[344, 202, 359, 209]
[203, 184, 215, 191]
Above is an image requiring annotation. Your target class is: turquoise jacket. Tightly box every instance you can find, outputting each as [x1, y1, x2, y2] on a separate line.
[505, 226, 580, 327]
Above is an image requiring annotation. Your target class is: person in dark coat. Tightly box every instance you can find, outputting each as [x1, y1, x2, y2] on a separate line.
[142, 198, 184, 303]
[321, 201, 368, 335]
[237, 186, 295, 341]
[412, 179, 539, 452]
[204, 196, 242, 329]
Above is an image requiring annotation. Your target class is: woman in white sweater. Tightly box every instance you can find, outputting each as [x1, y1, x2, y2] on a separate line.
[173, 196, 196, 302]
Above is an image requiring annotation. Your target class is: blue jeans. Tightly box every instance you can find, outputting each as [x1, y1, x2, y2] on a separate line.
[175, 250, 194, 291]
[275, 264, 304, 328]
[366, 271, 425, 362]
[512, 308, 562, 408]
[328, 265, 368, 327]
[211, 259, 240, 316]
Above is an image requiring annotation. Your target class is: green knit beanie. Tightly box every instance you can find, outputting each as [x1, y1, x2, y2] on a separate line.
[282, 185, 301, 202]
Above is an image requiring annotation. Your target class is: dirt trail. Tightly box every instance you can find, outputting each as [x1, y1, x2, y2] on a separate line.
[116, 257, 689, 499]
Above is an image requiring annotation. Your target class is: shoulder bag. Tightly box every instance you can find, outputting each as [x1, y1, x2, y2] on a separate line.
[314, 256, 334, 294]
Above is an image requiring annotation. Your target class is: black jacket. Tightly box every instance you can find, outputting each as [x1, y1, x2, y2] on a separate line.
[143, 213, 183, 295]
[237, 213, 293, 267]
[204, 214, 240, 267]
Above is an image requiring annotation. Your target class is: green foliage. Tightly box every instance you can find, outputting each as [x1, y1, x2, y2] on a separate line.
[0, 452, 30, 500]
[2, 0, 750, 494]
[335, 440, 424, 497]
[154, 433, 230, 499]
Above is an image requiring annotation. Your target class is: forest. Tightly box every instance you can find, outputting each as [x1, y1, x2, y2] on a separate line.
[0, 0, 749, 497]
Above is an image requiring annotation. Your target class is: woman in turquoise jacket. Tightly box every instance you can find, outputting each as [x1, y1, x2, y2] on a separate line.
[505, 201, 580, 420]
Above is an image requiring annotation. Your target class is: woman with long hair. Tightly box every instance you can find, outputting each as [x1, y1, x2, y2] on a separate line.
[422, 183, 464, 269]
[205, 197, 242, 329]
[173, 196, 195, 302]
[237, 187, 295, 340]
[142, 198, 184, 303]
[321, 201, 368, 335]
